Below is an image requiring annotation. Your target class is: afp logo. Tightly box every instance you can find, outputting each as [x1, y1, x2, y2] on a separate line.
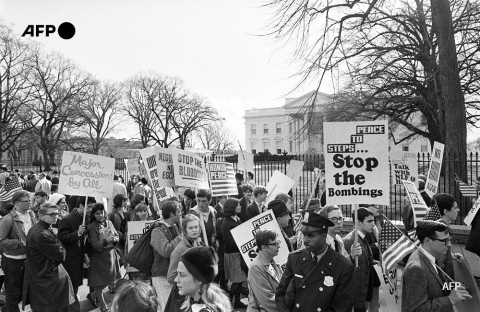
[22, 22, 75, 40]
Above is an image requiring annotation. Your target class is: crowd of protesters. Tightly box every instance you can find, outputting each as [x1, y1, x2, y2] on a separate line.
[0, 165, 478, 312]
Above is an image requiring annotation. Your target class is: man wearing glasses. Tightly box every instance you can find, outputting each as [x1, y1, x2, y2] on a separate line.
[402, 220, 472, 312]
[22, 204, 74, 311]
[0, 190, 37, 312]
[319, 205, 353, 259]
[247, 229, 283, 312]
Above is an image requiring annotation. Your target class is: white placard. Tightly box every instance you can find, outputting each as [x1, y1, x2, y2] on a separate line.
[323, 120, 390, 205]
[286, 160, 304, 190]
[374, 265, 401, 312]
[58, 151, 115, 198]
[230, 210, 289, 268]
[391, 154, 418, 186]
[172, 149, 209, 189]
[265, 171, 295, 205]
[155, 146, 175, 188]
[464, 197, 480, 226]
[425, 141, 445, 198]
[125, 158, 141, 177]
[237, 151, 254, 173]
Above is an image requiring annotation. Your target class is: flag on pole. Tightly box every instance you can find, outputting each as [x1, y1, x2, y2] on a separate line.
[0, 178, 23, 201]
[379, 216, 417, 273]
[423, 201, 442, 221]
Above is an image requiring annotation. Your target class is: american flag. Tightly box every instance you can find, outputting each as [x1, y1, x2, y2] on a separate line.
[0, 177, 23, 201]
[454, 173, 478, 198]
[423, 202, 441, 221]
[379, 216, 417, 273]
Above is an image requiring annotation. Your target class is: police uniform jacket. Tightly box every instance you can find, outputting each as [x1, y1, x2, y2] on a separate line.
[275, 247, 354, 312]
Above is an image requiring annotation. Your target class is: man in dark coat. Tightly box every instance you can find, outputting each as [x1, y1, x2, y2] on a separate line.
[58, 196, 94, 312]
[22, 204, 75, 311]
[275, 213, 354, 312]
[245, 185, 268, 220]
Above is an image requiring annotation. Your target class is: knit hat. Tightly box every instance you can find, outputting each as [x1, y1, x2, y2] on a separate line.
[180, 246, 218, 284]
[268, 199, 290, 218]
[223, 198, 239, 217]
[11, 190, 30, 203]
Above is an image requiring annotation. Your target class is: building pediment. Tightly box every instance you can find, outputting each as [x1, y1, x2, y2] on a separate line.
[283, 91, 333, 111]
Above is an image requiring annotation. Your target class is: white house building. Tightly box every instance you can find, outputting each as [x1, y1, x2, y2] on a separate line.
[244, 90, 431, 156]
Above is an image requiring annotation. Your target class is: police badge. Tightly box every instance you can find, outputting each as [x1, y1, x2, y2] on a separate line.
[324, 276, 334, 287]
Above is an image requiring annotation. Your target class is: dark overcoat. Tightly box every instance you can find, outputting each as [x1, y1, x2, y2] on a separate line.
[343, 231, 375, 308]
[246, 201, 261, 220]
[22, 220, 75, 311]
[57, 209, 85, 289]
[275, 247, 354, 312]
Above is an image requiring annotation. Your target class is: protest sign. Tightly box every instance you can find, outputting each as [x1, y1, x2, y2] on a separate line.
[172, 148, 209, 189]
[125, 158, 141, 177]
[230, 210, 289, 268]
[323, 120, 390, 205]
[374, 265, 401, 312]
[265, 171, 295, 205]
[208, 162, 238, 197]
[155, 146, 175, 188]
[58, 151, 115, 198]
[237, 151, 254, 174]
[139, 147, 172, 207]
[452, 259, 480, 312]
[126, 220, 157, 272]
[464, 197, 480, 226]
[402, 180, 429, 227]
[425, 141, 445, 198]
[391, 152, 418, 186]
[286, 160, 304, 190]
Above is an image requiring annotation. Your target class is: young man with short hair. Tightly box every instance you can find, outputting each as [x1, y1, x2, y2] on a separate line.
[35, 172, 51, 196]
[188, 189, 217, 246]
[246, 186, 268, 220]
[343, 208, 377, 312]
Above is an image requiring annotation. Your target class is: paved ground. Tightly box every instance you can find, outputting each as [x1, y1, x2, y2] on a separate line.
[2, 241, 479, 311]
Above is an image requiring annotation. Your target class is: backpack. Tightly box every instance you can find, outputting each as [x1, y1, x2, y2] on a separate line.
[124, 221, 168, 275]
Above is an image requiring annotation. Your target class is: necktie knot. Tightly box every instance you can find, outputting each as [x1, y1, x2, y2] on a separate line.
[312, 255, 318, 266]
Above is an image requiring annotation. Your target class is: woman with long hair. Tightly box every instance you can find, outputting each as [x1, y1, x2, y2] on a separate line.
[165, 214, 205, 312]
[87, 203, 121, 312]
[221, 198, 247, 308]
[132, 203, 152, 221]
[128, 193, 146, 220]
[108, 194, 128, 253]
[174, 246, 231, 312]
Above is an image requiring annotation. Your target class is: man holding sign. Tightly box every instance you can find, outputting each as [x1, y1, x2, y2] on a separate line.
[276, 213, 354, 312]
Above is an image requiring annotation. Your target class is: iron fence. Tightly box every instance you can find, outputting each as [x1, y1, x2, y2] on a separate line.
[9, 152, 480, 224]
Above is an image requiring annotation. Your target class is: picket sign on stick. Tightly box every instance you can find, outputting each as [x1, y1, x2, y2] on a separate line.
[194, 187, 209, 247]
[238, 141, 248, 177]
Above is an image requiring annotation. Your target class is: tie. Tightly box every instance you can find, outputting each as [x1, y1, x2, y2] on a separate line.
[312, 255, 318, 266]
[334, 238, 340, 253]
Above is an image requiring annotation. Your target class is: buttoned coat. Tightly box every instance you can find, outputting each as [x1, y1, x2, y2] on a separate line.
[57, 209, 85, 289]
[247, 252, 282, 312]
[343, 231, 374, 309]
[246, 201, 261, 220]
[22, 220, 75, 311]
[401, 250, 454, 312]
[275, 247, 354, 312]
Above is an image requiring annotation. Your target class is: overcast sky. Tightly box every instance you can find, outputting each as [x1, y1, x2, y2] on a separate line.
[0, 0, 330, 147]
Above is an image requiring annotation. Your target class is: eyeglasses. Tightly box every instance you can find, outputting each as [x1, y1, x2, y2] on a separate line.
[266, 240, 281, 247]
[328, 217, 345, 223]
[46, 212, 59, 216]
[428, 236, 451, 245]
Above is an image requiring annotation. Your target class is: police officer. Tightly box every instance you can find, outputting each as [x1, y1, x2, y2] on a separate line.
[275, 213, 354, 312]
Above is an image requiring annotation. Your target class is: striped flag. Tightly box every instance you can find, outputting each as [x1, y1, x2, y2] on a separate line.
[208, 162, 238, 197]
[402, 180, 429, 227]
[423, 201, 442, 221]
[454, 173, 478, 198]
[379, 216, 417, 273]
[0, 177, 23, 201]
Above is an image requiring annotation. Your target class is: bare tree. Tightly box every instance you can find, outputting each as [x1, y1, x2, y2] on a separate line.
[26, 50, 92, 170]
[194, 120, 236, 153]
[0, 23, 35, 161]
[80, 81, 123, 154]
